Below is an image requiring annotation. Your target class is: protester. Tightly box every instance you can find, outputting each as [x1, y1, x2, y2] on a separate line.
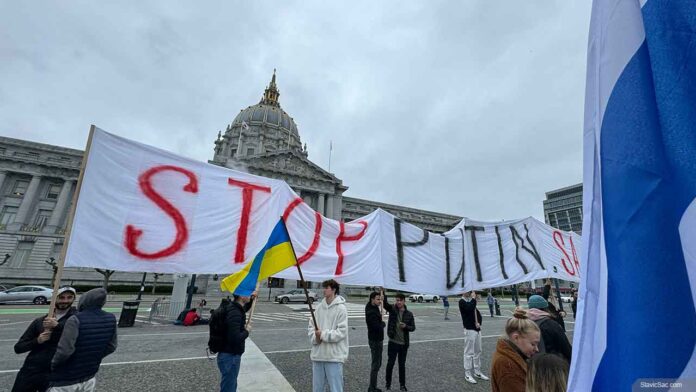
[182, 308, 200, 326]
[491, 309, 541, 392]
[541, 279, 567, 331]
[212, 291, 256, 392]
[308, 279, 348, 392]
[365, 291, 385, 392]
[525, 353, 569, 392]
[458, 291, 488, 384]
[526, 295, 572, 363]
[12, 287, 77, 392]
[487, 292, 496, 317]
[383, 293, 415, 391]
[442, 296, 450, 320]
[571, 291, 578, 319]
[49, 288, 117, 392]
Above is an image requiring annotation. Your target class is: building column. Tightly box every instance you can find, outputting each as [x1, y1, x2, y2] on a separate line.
[317, 193, 325, 216]
[10, 175, 42, 231]
[45, 179, 74, 233]
[326, 195, 334, 220]
[0, 171, 7, 193]
[302, 192, 312, 209]
[333, 195, 343, 220]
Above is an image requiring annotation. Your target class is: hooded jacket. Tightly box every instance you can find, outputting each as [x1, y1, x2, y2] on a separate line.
[307, 295, 349, 363]
[491, 338, 528, 392]
[51, 288, 117, 385]
[526, 308, 572, 363]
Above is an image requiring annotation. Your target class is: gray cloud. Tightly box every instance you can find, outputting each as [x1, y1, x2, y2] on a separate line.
[0, 1, 591, 221]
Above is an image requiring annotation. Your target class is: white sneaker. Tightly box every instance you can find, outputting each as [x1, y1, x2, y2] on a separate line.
[464, 375, 477, 384]
[475, 373, 490, 381]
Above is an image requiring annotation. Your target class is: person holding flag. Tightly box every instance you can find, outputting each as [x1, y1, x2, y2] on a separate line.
[308, 279, 349, 392]
[217, 218, 299, 392]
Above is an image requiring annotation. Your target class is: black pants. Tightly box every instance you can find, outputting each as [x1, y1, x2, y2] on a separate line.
[386, 341, 408, 388]
[12, 368, 48, 392]
[368, 340, 383, 391]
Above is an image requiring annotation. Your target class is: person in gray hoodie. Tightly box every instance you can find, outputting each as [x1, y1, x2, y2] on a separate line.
[308, 279, 348, 392]
[49, 288, 118, 392]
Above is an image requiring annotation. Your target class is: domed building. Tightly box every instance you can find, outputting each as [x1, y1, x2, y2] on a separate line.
[211, 70, 348, 219]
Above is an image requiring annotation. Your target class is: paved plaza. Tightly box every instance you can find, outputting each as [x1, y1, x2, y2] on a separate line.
[0, 297, 574, 392]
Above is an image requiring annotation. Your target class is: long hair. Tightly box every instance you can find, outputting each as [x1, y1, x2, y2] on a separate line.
[525, 353, 569, 392]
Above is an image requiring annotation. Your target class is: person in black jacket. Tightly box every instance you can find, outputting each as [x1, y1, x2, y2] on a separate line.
[527, 295, 572, 364]
[217, 291, 255, 392]
[50, 288, 117, 392]
[365, 291, 385, 392]
[459, 291, 489, 384]
[12, 286, 77, 392]
[383, 293, 415, 392]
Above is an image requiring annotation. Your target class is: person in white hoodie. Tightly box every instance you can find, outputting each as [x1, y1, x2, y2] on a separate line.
[308, 279, 349, 392]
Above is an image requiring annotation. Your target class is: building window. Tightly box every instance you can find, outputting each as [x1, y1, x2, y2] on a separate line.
[246, 148, 255, 156]
[0, 206, 18, 225]
[10, 241, 34, 268]
[46, 183, 61, 200]
[12, 180, 29, 196]
[33, 209, 52, 229]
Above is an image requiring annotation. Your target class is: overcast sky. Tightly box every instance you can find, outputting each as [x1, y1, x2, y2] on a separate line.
[0, 1, 591, 221]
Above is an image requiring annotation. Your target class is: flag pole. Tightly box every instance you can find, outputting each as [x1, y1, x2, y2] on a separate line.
[245, 281, 262, 330]
[280, 217, 318, 330]
[47, 125, 96, 317]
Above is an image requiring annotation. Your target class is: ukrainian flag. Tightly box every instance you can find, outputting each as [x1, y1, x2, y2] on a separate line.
[220, 219, 298, 296]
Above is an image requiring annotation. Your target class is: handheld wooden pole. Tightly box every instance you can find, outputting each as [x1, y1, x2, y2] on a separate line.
[280, 217, 318, 330]
[48, 125, 96, 317]
[245, 281, 262, 330]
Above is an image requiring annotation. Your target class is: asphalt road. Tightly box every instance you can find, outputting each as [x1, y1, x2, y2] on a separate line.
[0, 298, 574, 392]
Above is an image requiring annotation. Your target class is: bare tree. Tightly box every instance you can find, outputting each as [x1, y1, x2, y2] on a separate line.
[45, 257, 58, 284]
[0, 253, 11, 267]
[95, 268, 115, 290]
[151, 273, 161, 294]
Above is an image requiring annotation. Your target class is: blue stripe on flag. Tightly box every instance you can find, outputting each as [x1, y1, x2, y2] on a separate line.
[594, 0, 696, 389]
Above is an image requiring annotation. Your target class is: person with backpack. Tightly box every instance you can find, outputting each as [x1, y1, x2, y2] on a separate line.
[208, 292, 256, 392]
[526, 295, 572, 363]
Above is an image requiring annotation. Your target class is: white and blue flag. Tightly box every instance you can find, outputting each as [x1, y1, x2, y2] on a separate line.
[570, 0, 696, 390]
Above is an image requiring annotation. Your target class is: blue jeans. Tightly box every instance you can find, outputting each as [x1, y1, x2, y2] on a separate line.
[217, 353, 242, 392]
[312, 361, 343, 392]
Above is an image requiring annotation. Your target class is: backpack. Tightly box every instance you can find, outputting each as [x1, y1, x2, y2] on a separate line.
[208, 302, 229, 354]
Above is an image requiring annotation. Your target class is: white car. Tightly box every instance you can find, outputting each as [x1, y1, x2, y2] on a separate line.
[409, 294, 440, 303]
[561, 295, 573, 303]
[0, 285, 53, 305]
[274, 289, 318, 304]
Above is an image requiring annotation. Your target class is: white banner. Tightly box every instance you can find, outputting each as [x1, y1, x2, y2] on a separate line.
[66, 128, 581, 294]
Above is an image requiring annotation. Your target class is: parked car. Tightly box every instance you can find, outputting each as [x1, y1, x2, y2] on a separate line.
[409, 293, 440, 303]
[561, 295, 573, 303]
[0, 285, 53, 305]
[274, 289, 318, 304]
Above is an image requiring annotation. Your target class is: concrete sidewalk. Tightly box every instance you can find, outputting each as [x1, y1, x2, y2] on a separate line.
[238, 338, 295, 391]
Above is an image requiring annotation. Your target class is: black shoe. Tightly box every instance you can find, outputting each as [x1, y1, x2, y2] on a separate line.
[400, 386, 408, 391]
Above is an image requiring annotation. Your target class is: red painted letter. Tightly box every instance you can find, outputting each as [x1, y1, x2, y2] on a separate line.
[228, 178, 272, 263]
[125, 165, 198, 259]
[553, 230, 576, 276]
[283, 197, 323, 265]
[335, 221, 368, 275]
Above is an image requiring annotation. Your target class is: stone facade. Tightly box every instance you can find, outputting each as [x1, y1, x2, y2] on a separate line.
[0, 137, 174, 290]
[1, 71, 462, 293]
